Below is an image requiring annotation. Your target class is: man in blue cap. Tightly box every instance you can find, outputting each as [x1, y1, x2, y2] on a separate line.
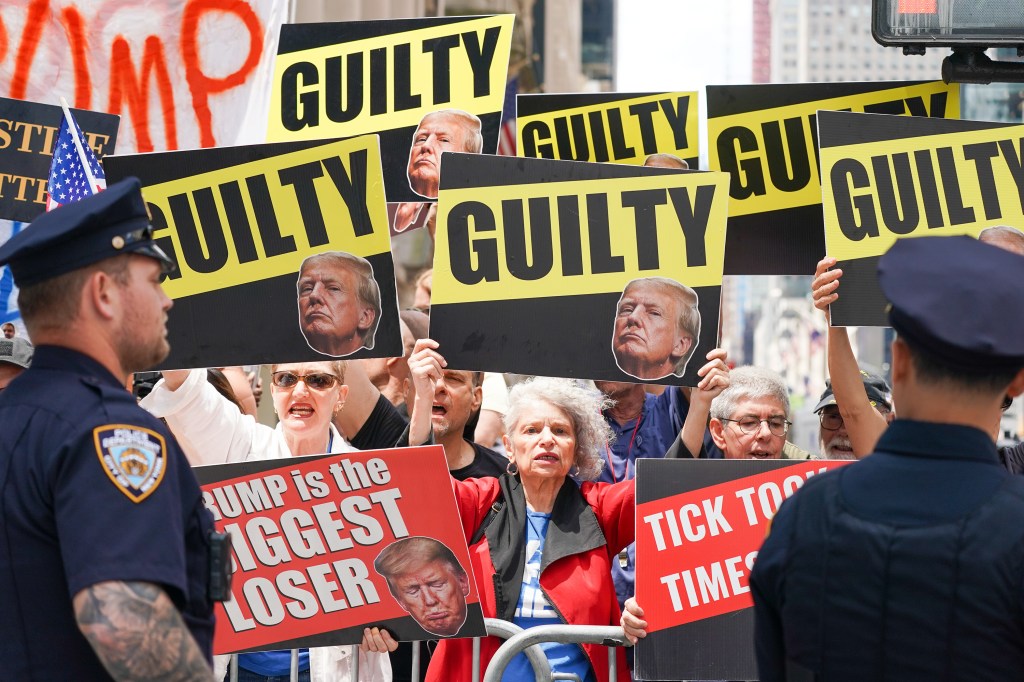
[813, 370, 893, 460]
[750, 235, 1024, 680]
[0, 178, 216, 680]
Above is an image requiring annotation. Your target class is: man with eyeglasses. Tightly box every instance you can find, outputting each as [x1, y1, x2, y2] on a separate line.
[814, 371, 893, 460]
[703, 365, 794, 460]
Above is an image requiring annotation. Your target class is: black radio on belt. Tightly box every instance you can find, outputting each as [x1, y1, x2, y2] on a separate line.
[208, 531, 233, 602]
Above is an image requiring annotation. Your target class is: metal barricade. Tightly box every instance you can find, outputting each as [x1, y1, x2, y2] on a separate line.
[482, 624, 631, 682]
[225, 620, 611, 682]
[403, 618, 552, 682]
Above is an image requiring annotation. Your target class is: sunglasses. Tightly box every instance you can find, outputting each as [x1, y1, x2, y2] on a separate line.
[271, 371, 339, 391]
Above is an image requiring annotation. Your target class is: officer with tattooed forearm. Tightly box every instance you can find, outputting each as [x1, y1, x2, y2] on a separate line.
[0, 179, 219, 681]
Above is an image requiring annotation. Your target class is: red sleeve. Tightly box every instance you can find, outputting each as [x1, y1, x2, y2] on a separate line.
[450, 476, 502, 540]
[581, 478, 635, 554]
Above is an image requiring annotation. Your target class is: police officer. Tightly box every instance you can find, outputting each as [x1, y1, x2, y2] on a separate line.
[0, 178, 216, 680]
[750, 235, 1024, 681]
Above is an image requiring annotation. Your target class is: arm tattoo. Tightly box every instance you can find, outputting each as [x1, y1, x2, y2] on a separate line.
[74, 581, 214, 682]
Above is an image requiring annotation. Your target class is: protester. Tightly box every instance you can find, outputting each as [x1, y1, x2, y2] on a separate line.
[814, 372, 892, 459]
[217, 365, 259, 417]
[474, 372, 510, 450]
[595, 351, 729, 617]
[430, 367, 507, 479]
[0, 335, 32, 391]
[412, 268, 432, 312]
[1, 321, 15, 338]
[750, 235, 1024, 680]
[405, 339, 728, 682]
[297, 251, 382, 357]
[361, 313, 418, 413]
[978, 224, 1024, 254]
[406, 109, 484, 199]
[812, 223, 1024, 469]
[612, 277, 701, 380]
[661, 365, 802, 460]
[643, 153, 689, 169]
[0, 178, 216, 679]
[141, 359, 424, 680]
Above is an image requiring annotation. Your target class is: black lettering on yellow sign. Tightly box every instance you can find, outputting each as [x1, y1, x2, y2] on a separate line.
[830, 137, 1024, 241]
[150, 150, 374, 279]
[521, 96, 691, 162]
[717, 92, 949, 201]
[280, 28, 501, 131]
[446, 187, 714, 285]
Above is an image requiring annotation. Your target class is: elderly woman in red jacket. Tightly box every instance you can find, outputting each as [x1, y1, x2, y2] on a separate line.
[405, 341, 629, 681]
[405, 341, 728, 681]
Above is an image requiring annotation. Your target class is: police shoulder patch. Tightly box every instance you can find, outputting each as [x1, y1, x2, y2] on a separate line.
[92, 424, 167, 503]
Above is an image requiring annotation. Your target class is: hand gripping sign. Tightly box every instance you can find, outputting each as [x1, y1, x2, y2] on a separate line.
[268, 15, 514, 207]
[104, 135, 402, 369]
[819, 111, 1024, 326]
[634, 458, 848, 681]
[707, 80, 959, 275]
[429, 153, 729, 387]
[192, 445, 487, 654]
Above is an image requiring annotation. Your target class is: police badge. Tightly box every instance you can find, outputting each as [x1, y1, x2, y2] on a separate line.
[93, 424, 167, 502]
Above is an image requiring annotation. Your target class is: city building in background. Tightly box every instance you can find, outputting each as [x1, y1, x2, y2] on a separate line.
[768, 0, 945, 83]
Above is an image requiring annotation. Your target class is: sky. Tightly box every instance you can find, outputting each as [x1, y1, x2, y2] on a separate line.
[615, 0, 754, 91]
[615, 0, 754, 167]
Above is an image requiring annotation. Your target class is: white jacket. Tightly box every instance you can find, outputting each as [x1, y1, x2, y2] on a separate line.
[141, 369, 391, 681]
[140, 368, 358, 466]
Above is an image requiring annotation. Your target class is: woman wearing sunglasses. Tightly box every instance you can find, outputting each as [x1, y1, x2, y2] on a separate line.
[141, 360, 429, 681]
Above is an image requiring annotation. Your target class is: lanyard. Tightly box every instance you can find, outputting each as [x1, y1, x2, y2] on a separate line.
[604, 412, 643, 484]
[326, 430, 334, 453]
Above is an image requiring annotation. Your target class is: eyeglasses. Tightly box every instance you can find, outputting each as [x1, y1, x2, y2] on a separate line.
[720, 417, 791, 437]
[271, 371, 339, 391]
[819, 411, 845, 431]
[819, 406, 891, 431]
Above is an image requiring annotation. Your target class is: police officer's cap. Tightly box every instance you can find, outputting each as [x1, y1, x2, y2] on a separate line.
[0, 177, 175, 287]
[814, 370, 892, 413]
[878, 235, 1024, 372]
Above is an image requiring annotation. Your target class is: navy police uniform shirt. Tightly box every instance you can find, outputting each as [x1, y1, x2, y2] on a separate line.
[750, 420, 1024, 681]
[0, 346, 215, 680]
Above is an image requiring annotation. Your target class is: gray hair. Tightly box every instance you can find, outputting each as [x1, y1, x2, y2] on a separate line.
[504, 377, 612, 481]
[420, 109, 484, 153]
[710, 365, 791, 420]
[979, 225, 1024, 256]
[622, 277, 701, 375]
[299, 251, 382, 349]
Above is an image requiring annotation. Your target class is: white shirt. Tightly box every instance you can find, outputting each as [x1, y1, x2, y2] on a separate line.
[141, 369, 391, 681]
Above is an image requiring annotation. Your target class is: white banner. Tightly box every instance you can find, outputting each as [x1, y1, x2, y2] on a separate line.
[0, 0, 287, 154]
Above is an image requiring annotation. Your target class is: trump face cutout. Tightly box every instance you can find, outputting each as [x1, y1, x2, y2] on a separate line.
[374, 537, 470, 637]
[612, 277, 700, 381]
[297, 252, 381, 357]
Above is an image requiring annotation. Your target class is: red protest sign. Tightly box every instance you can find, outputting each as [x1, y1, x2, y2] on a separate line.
[634, 458, 849, 681]
[193, 445, 486, 654]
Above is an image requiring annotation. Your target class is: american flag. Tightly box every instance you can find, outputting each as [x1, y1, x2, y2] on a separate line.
[496, 76, 518, 156]
[46, 108, 106, 211]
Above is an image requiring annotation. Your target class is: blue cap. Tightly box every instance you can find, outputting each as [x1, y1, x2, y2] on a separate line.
[0, 177, 175, 287]
[879, 235, 1024, 372]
